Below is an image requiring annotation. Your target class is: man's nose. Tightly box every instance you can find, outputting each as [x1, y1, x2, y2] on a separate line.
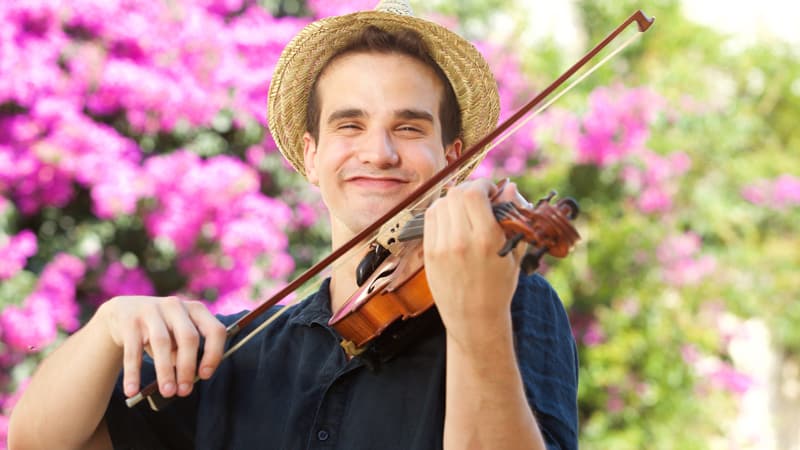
[358, 130, 399, 167]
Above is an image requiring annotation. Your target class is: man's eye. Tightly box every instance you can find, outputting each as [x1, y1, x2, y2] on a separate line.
[398, 126, 421, 132]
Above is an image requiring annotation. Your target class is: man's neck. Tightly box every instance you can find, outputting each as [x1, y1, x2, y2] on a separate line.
[329, 261, 359, 314]
[326, 224, 366, 315]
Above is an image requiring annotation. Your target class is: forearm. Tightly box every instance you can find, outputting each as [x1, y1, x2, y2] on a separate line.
[443, 313, 545, 450]
[8, 305, 121, 449]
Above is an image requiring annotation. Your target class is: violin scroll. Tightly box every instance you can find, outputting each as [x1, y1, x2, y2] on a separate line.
[495, 190, 581, 273]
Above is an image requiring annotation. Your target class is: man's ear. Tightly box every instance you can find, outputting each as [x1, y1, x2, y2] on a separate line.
[443, 139, 463, 189]
[445, 138, 462, 165]
[303, 132, 319, 185]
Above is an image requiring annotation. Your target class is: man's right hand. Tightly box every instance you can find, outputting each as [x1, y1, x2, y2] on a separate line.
[99, 296, 228, 400]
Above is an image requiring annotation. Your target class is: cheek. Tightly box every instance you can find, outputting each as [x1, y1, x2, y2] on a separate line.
[413, 145, 448, 174]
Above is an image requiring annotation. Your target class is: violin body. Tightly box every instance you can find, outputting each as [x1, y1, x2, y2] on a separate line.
[329, 240, 433, 354]
[329, 188, 581, 357]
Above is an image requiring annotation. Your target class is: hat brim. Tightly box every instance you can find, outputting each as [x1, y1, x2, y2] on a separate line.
[268, 11, 500, 180]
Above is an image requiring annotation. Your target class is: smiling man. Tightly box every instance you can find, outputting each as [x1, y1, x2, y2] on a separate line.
[8, 2, 579, 449]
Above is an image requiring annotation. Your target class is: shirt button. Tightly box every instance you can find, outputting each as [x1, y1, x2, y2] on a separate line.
[317, 430, 329, 441]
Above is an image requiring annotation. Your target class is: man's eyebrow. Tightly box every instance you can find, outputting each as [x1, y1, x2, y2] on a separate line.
[395, 109, 434, 122]
[327, 108, 367, 124]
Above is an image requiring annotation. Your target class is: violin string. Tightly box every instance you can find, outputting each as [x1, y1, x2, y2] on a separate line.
[397, 202, 519, 236]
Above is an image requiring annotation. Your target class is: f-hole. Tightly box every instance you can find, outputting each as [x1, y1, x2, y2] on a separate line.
[367, 267, 397, 295]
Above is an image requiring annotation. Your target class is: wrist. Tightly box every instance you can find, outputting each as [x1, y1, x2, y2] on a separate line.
[91, 300, 125, 358]
[445, 310, 514, 358]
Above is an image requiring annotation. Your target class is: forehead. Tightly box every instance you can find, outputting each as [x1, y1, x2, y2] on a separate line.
[315, 51, 443, 112]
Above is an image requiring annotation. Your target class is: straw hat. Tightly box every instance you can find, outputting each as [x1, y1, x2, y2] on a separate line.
[267, 0, 500, 180]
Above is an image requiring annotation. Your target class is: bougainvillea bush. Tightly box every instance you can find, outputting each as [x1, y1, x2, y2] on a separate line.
[2, 0, 799, 448]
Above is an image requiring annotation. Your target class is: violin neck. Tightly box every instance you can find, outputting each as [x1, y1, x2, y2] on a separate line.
[396, 202, 515, 242]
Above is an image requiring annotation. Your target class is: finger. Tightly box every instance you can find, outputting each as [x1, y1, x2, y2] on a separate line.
[496, 181, 533, 209]
[161, 298, 200, 397]
[121, 320, 143, 397]
[142, 308, 177, 398]
[444, 188, 473, 244]
[458, 183, 504, 246]
[187, 302, 227, 380]
[424, 198, 453, 258]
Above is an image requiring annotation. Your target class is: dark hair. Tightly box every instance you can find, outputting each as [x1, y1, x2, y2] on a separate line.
[305, 26, 462, 147]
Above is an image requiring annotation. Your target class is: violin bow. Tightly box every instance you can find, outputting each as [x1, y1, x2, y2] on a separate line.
[127, 9, 654, 410]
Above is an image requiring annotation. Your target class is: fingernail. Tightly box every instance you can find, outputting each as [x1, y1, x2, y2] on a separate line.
[162, 382, 175, 394]
[179, 383, 191, 395]
[200, 367, 213, 378]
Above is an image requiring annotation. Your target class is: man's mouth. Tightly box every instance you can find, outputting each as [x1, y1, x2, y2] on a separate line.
[345, 176, 409, 189]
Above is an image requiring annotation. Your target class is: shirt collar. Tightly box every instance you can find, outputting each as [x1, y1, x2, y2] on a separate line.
[288, 277, 333, 327]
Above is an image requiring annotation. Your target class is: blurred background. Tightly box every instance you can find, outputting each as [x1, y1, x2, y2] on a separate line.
[1, 0, 798, 448]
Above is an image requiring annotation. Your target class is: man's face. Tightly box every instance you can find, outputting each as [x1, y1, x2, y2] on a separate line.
[303, 52, 461, 242]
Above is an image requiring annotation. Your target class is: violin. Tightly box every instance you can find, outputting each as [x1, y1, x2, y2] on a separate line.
[329, 181, 580, 358]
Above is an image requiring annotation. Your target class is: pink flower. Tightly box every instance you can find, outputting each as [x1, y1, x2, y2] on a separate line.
[581, 320, 605, 347]
[0, 253, 85, 351]
[198, 0, 246, 15]
[0, 413, 8, 445]
[307, 0, 379, 18]
[656, 232, 716, 286]
[0, 252, 85, 344]
[207, 288, 256, 315]
[741, 174, 800, 209]
[637, 186, 672, 214]
[0, 230, 37, 280]
[91, 162, 153, 219]
[773, 174, 800, 207]
[624, 150, 691, 215]
[98, 261, 155, 300]
[472, 41, 540, 177]
[576, 86, 664, 167]
[741, 183, 768, 205]
[31, 254, 86, 331]
[605, 386, 624, 414]
[294, 202, 320, 228]
[681, 344, 700, 365]
[709, 363, 754, 396]
[268, 252, 295, 279]
[0, 303, 58, 353]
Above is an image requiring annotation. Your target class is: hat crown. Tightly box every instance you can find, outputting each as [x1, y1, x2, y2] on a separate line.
[375, 0, 413, 16]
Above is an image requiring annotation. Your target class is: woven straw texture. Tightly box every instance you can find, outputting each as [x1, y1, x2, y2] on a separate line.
[268, 10, 500, 181]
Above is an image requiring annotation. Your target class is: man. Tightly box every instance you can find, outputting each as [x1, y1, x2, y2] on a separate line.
[8, 1, 578, 449]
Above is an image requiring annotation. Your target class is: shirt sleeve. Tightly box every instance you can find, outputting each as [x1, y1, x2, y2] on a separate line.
[103, 312, 248, 450]
[104, 357, 200, 450]
[511, 273, 579, 450]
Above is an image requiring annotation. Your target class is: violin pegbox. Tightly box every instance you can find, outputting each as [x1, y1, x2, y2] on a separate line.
[494, 190, 581, 274]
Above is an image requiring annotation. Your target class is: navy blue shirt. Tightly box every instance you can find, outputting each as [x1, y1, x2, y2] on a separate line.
[105, 273, 578, 449]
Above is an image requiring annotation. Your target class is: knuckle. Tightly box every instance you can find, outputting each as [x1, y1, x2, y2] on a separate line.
[149, 332, 172, 348]
[465, 187, 484, 202]
[185, 300, 205, 310]
[176, 328, 200, 347]
[161, 296, 183, 309]
[209, 320, 227, 338]
[474, 236, 495, 253]
[143, 301, 162, 316]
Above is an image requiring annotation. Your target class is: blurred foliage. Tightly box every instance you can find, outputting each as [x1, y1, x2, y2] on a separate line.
[440, 0, 799, 447]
